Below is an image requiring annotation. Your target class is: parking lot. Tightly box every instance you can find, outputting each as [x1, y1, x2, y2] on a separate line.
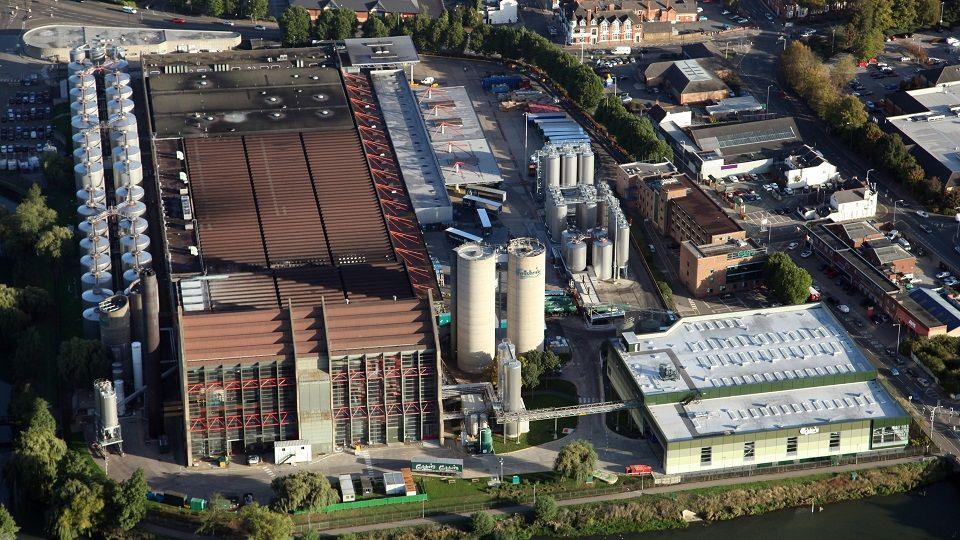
[0, 85, 55, 175]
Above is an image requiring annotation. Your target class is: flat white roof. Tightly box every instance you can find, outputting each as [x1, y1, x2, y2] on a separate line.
[618, 304, 873, 396]
[648, 381, 906, 440]
[888, 82, 960, 173]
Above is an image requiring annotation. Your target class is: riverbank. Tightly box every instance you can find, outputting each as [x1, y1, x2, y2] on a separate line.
[336, 458, 950, 540]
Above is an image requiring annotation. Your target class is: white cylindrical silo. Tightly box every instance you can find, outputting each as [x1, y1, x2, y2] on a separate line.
[578, 146, 595, 185]
[120, 217, 148, 236]
[70, 98, 99, 117]
[83, 307, 101, 339]
[120, 233, 150, 254]
[72, 129, 102, 149]
[107, 98, 135, 115]
[108, 112, 139, 135]
[464, 414, 479, 437]
[121, 250, 153, 272]
[105, 83, 134, 102]
[131, 341, 144, 391]
[81, 252, 112, 274]
[81, 287, 114, 308]
[114, 379, 126, 416]
[112, 142, 142, 165]
[79, 217, 108, 238]
[506, 238, 545, 354]
[115, 185, 145, 202]
[68, 73, 96, 90]
[69, 86, 97, 103]
[114, 159, 144, 187]
[615, 224, 630, 267]
[561, 150, 578, 187]
[105, 71, 131, 87]
[122, 268, 141, 288]
[77, 200, 106, 220]
[546, 190, 568, 242]
[76, 187, 106, 205]
[544, 150, 561, 189]
[577, 201, 598, 231]
[75, 160, 105, 190]
[568, 239, 587, 272]
[593, 238, 614, 280]
[454, 243, 498, 374]
[95, 379, 120, 432]
[81, 270, 112, 292]
[72, 114, 99, 134]
[80, 235, 110, 256]
[73, 145, 102, 165]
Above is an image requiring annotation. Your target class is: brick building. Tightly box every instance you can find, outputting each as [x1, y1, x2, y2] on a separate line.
[643, 59, 730, 104]
[561, 0, 695, 45]
[289, 0, 419, 22]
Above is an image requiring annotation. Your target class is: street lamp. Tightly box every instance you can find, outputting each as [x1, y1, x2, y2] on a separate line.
[941, 1, 946, 26]
[765, 84, 774, 110]
[893, 199, 905, 226]
[893, 323, 901, 359]
[865, 168, 874, 186]
[499, 457, 504, 484]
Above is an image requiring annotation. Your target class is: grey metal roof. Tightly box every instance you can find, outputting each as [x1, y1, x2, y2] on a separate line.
[342, 36, 419, 68]
[290, 0, 419, 13]
[688, 117, 800, 156]
[908, 287, 960, 331]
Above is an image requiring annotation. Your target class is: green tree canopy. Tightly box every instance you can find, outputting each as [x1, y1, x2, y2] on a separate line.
[47, 478, 105, 540]
[553, 440, 597, 484]
[239, 503, 294, 540]
[765, 252, 814, 305]
[13, 418, 67, 501]
[315, 9, 357, 40]
[280, 6, 312, 46]
[270, 471, 338, 513]
[197, 492, 236, 536]
[0, 504, 19, 540]
[471, 511, 496, 535]
[244, 0, 269, 19]
[11, 327, 48, 385]
[518, 349, 561, 389]
[361, 14, 388, 37]
[534, 495, 558, 522]
[57, 337, 113, 391]
[106, 468, 148, 532]
[17, 285, 52, 320]
[57, 450, 101, 484]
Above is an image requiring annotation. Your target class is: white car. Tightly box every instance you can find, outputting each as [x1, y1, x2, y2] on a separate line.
[697, 6, 704, 12]
[722, 9, 730, 14]
[787, 242, 798, 250]
[916, 209, 929, 218]
[917, 378, 931, 387]
[800, 250, 812, 258]
[254, 24, 266, 30]
[247, 454, 261, 465]
[838, 304, 850, 313]
[945, 277, 960, 287]
[936, 271, 952, 280]
[220, 20, 235, 26]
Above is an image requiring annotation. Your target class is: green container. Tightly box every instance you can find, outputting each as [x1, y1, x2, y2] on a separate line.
[480, 427, 493, 454]
[189, 498, 207, 512]
[438, 313, 451, 326]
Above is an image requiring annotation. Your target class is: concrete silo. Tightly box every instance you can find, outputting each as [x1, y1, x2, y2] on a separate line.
[99, 294, 131, 372]
[506, 238, 545, 354]
[453, 242, 498, 374]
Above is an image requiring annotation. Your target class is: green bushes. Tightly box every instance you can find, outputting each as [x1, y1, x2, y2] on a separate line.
[904, 335, 960, 394]
[594, 96, 673, 162]
[764, 252, 813, 305]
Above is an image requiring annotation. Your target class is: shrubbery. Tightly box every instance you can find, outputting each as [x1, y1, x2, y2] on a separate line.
[904, 335, 960, 394]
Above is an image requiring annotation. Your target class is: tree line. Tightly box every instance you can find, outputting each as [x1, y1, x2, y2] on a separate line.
[840, 0, 942, 60]
[169, 0, 270, 20]
[781, 42, 960, 212]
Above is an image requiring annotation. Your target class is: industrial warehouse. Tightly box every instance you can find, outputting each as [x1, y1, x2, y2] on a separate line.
[137, 43, 446, 464]
[606, 304, 909, 475]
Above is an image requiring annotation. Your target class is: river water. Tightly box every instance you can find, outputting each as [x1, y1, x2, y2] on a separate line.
[593, 481, 960, 540]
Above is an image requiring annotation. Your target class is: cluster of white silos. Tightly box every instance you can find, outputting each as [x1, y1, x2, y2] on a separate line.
[533, 142, 594, 193]
[453, 238, 546, 374]
[70, 44, 152, 340]
[495, 339, 529, 438]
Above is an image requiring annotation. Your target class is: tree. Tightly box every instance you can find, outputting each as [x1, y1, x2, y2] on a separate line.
[324, 9, 357, 40]
[198, 493, 236, 536]
[553, 441, 597, 484]
[57, 337, 113, 391]
[58, 450, 101, 484]
[17, 285, 52, 320]
[361, 15, 388, 38]
[280, 6, 312, 46]
[829, 54, 857, 89]
[0, 284, 27, 351]
[41, 152, 74, 190]
[471, 511, 496, 536]
[0, 504, 18, 540]
[444, 18, 465, 50]
[916, 0, 942, 26]
[764, 252, 813, 305]
[13, 420, 67, 501]
[518, 349, 561, 389]
[239, 503, 294, 540]
[47, 478, 105, 540]
[533, 495, 557, 522]
[11, 327, 47, 385]
[244, 0, 269, 19]
[828, 95, 869, 133]
[270, 471, 338, 513]
[0, 184, 58, 258]
[106, 469, 148, 532]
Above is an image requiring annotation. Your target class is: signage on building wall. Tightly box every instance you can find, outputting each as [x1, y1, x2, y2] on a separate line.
[519, 268, 542, 279]
[799, 426, 819, 435]
[720, 164, 739, 171]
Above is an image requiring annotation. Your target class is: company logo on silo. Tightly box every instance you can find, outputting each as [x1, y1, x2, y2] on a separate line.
[518, 268, 542, 279]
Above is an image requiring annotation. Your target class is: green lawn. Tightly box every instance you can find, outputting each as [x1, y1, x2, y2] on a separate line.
[492, 387, 578, 454]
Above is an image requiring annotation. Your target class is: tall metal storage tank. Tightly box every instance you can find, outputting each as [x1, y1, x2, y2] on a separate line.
[112, 142, 142, 165]
[73, 145, 102, 165]
[506, 238, 545, 354]
[593, 238, 614, 280]
[73, 129, 102, 149]
[544, 150, 561, 189]
[120, 217, 148, 236]
[115, 185, 145, 202]
[122, 250, 153, 272]
[131, 341, 144, 391]
[107, 98, 135, 115]
[82, 287, 113, 308]
[503, 359, 525, 437]
[453, 243, 497, 374]
[79, 235, 110, 256]
[94, 379, 120, 432]
[105, 71, 131, 87]
[83, 307, 100, 339]
[69, 86, 97, 103]
[99, 295, 131, 369]
[545, 189, 568, 241]
[81, 270, 112, 292]
[68, 73, 96, 89]
[615, 224, 630, 267]
[76, 187, 106, 204]
[578, 146, 595, 185]
[77, 199, 105, 220]
[82, 252, 112, 274]
[561, 150, 578, 187]
[120, 233, 150, 254]
[108, 112, 139, 135]
[105, 83, 133, 101]
[114, 159, 144, 187]
[117, 198, 147, 220]
[79, 217, 108, 238]
[560, 229, 579, 259]
[577, 201, 597, 231]
[114, 379, 126, 416]
[567, 239, 588, 272]
[70, 98, 99, 117]
[71, 114, 99, 134]
[75, 160, 105, 190]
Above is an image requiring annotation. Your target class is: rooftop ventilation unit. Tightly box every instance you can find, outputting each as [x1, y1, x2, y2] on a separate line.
[658, 363, 679, 381]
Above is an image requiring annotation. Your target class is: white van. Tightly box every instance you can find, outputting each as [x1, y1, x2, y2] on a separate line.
[611, 46, 631, 55]
[122, 5, 138, 13]
[897, 237, 912, 251]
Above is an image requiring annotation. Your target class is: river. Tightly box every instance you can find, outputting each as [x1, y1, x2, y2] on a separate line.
[589, 481, 960, 540]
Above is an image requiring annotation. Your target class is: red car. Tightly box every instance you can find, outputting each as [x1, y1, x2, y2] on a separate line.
[169, 17, 186, 23]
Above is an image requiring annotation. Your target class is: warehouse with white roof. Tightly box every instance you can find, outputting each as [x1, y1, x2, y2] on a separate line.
[607, 304, 909, 475]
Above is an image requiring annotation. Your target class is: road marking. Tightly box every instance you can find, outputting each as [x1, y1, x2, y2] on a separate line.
[261, 465, 276, 478]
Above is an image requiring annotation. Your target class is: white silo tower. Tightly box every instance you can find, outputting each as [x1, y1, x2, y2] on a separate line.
[93, 379, 123, 448]
[578, 145, 595, 185]
[506, 238, 545, 354]
[453, 242, 498, 373]
[561, 148, 578, 187]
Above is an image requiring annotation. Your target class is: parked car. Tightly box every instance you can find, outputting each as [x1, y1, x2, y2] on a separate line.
[787, 241, 798, 250]
[916, 209, 929, 218]
[917, 378, 931, 387]
[838, 304, 850, 313]
[937, 271, 952, 280]
[247, 454, 261, 465]
[889, 367, 900, 376]
[800, 250, 812, 258]
[169, 17, 186, 23]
